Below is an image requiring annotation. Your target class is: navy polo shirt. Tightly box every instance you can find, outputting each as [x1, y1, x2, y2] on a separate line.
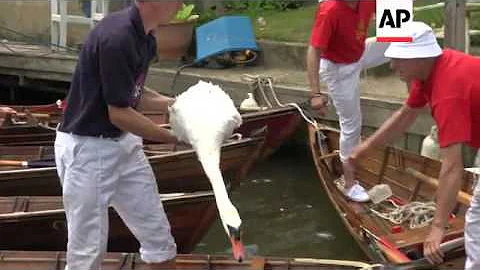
[59, 5, 157, 138]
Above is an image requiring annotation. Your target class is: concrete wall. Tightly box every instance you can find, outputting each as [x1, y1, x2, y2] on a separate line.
[0, 2, 50, 43]
[0, 1, 127, 47]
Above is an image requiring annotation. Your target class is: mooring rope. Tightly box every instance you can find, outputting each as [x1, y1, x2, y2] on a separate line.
[294, 258, 383, 269]
[370, 200, 436, 229]
[38, 122, 57, 132]
[241, 74, 319, 128]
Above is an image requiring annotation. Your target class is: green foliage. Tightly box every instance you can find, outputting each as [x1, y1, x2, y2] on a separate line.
[223, 1, 306, 13]
[173, 3, 199, 22]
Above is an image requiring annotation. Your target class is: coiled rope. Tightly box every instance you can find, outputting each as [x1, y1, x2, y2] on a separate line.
[370, 200, 436, 229]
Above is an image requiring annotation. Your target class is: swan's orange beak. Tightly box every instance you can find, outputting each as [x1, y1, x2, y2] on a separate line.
[228, 225, 245, 262]
[230, 236, 245, 262]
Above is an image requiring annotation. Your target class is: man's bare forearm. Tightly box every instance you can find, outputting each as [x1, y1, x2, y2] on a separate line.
[138, 87, 175, 112]
[307, 45, 322, 95]
[108, 105, 176, 143]
[433, 145, 465, 228]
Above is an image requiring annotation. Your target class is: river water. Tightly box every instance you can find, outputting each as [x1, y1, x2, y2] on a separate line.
[193, 141, 366, 261]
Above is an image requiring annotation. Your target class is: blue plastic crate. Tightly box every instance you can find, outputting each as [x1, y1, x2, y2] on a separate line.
[195, 16, 259, 63]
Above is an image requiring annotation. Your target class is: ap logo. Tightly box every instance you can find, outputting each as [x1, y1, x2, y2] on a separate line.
[376, 0, 414, 42]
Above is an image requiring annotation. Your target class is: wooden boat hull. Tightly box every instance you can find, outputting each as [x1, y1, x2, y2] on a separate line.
[0, 137, 264, 196]
[0, 125, 55, 146]
[239, 106, 302, 159]
[0, 251, 370, 269]
[0, 105, 301, 160]
[307, 124, 473, 269]
[0, 192, 217, 253]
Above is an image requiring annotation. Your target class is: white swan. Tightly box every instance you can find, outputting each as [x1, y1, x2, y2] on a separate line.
[169, 80, 245, 261]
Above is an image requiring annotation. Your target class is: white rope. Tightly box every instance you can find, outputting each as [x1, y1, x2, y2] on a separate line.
[370, 200, 436, 229]
[293, 258, 383, 269]
[38, 122, 57, 131]
[241, 74, 319, 128]
[242, 74, 273, 108]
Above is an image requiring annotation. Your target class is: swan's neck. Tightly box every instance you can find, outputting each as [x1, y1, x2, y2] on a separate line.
[198, 147, 241, 234]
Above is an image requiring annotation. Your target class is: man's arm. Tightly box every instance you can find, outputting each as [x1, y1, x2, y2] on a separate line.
[423, 143, 464, 264]
[307, 45, 322, 95]
[108, 105, 177, 143]
[433, 144, 465, 229]
[137, 86, 175, 113]
[0, 107, 16, 118]
[98, 39, 177, 143]
[307, 45, 328, 116]
[350, 105, 421, 161]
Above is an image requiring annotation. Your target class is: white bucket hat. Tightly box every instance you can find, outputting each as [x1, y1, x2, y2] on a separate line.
[384, 21, 443, 59]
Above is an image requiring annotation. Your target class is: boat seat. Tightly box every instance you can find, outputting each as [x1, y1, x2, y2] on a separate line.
[388, 217, 465, 249]
[143, 144, 176, 155]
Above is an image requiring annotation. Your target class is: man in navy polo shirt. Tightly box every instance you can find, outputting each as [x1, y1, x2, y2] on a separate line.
[55, 1, 182, 269]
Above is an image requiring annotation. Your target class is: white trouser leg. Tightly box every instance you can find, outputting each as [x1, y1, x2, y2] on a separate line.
[465, 180, 480, 270]
[360, 37, 390, 69]
[319, 38, 390, 162]
[110, 134, 177, 263]
[55, 131, 123, 270]
[320, 59, 362, 162]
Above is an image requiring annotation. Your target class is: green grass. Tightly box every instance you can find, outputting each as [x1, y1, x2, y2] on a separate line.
[250, 5, 318, 42]
[414, 0, 444, 30]
[230, 3, 449, 43]
[220, 1, 480, 45]
[212, 5, 318, 43]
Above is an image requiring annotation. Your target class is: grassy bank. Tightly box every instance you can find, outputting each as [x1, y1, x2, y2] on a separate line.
[237, 1, 478, 45]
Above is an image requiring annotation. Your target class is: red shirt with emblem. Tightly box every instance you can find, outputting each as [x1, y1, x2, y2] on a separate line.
[309, 0, 376, 63]
[406, 49, 480, 149]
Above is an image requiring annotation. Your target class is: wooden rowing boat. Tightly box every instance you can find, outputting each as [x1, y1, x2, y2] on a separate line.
[0, 135, 264, 196]
[0, 104, 301, 160]
[307, 124, 473, 269]
[0, 192, 216, 253]
[239, 106, 301, 159]
[0, 251, 373, 269]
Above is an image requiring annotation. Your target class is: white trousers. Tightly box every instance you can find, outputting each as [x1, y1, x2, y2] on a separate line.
[465, 179, 480, 270]
[319, 37, 390, 162]
[55, 131, 176, 270]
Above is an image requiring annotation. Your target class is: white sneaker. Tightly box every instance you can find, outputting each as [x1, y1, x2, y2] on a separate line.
[335, 178, 370, 202]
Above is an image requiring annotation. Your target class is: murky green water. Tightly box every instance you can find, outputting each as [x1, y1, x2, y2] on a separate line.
[193, 142, 366, 261]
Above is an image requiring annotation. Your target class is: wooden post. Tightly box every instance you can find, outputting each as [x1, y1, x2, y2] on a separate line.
[59, 0, 68, 50]
[466, 10, 471, 54]
[444, 0, 466, 52]
[50, 0, 59, 49]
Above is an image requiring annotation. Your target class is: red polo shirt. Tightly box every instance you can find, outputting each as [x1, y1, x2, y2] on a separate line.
[309, 0, 376, 63]
[407, 49, 480, 149]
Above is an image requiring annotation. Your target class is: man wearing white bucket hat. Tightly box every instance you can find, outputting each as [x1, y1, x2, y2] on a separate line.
[307, 0, 390, 202]
[350, 21, 480, 269]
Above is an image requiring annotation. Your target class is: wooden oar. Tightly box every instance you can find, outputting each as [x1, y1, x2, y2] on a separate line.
[0, 158, 56, 168]
[405, 167, 472, 205]
[381, 237, 465, 270]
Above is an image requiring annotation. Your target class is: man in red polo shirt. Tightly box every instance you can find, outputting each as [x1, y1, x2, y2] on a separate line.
[350, 21, 480, 269]
[307, 0, 389, 202]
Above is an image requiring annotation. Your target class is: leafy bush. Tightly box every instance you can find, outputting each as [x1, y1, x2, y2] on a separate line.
[173, 3, 199, 22]
[223, 1, 308, 12]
